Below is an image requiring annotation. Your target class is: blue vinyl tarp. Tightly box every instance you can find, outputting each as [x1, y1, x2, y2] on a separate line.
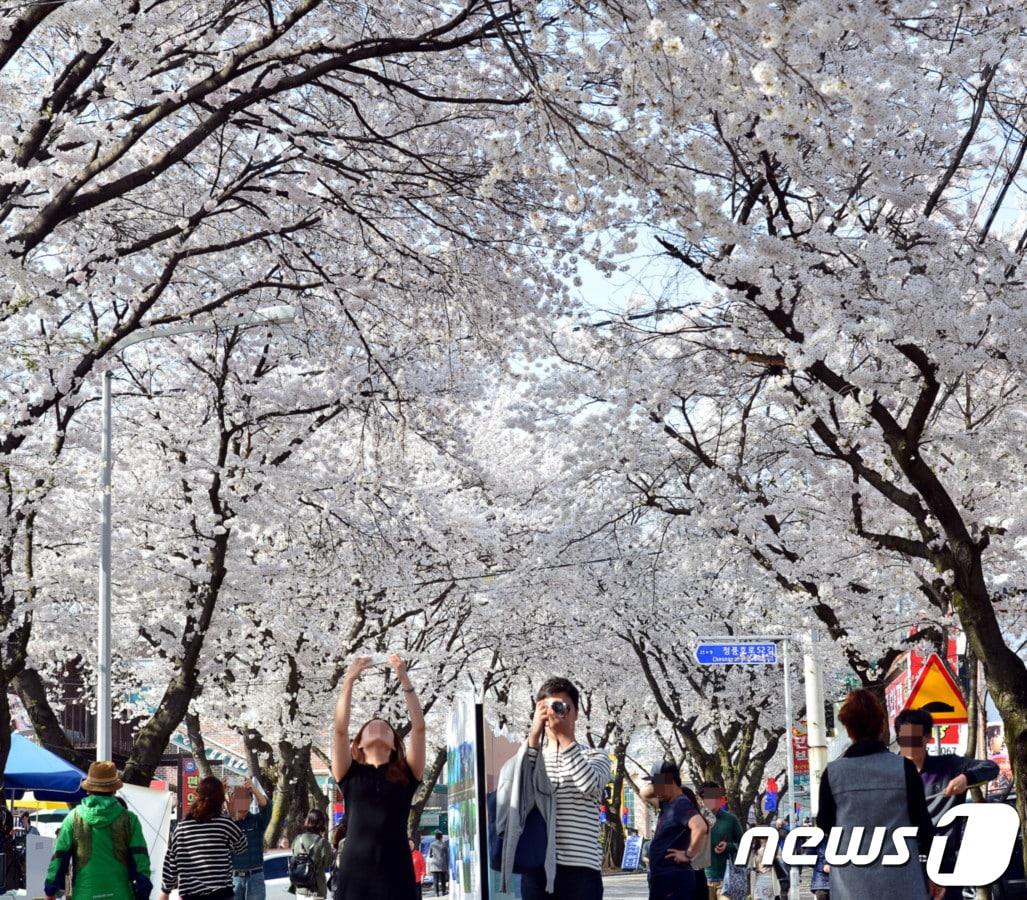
[4, 733, 85, 801]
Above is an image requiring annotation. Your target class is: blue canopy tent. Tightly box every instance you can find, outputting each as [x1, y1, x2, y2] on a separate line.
[4, 733, 85, 802]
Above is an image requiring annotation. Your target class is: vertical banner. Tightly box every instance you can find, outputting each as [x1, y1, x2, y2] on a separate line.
[179, 757, 200, 816]
[448, 694, 488, 900]
[792, 725, 809, 774]
[986, 722, 1012, 794]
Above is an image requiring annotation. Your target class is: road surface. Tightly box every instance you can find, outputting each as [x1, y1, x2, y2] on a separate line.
[602, 872, 817, 898]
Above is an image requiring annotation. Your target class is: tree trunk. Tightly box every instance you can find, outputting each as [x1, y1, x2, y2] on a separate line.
[121, 668, 199, 785]
[1009, 722, 1027, 880]
[243, 727, 277, 789]
[965, 654, 990, 900]
[408, 744, 447, 838]
[965, 647, 983, 778]
[185, 712, 213, 779]
[268, 741, 314, 848]
[602, 742, 627, 871]
[0, 689, 10, 791]
[13, 667, 92, 771]
[948, 559, 1027, 871]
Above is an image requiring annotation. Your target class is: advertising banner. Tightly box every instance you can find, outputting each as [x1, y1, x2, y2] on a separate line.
[986, 721, 1013, 795]
[179, 757, 200, 817]
[447, 695, 489, 900]
[792, 724, 809, 775]
[622, 833, 643, 870]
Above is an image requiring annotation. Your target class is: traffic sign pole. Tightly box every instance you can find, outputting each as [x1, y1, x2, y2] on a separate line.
[697, 634, 801, 900]
[783, 638, 794, 826]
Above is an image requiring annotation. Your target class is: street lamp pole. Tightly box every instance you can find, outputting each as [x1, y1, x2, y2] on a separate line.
[97, 371, 114, 761]
[95, 306, 297, 762]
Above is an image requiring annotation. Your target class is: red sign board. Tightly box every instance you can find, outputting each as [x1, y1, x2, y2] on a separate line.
[885, 631, 960, 730]
[792, 727, 809, 775]
[180, 758, 200, 816]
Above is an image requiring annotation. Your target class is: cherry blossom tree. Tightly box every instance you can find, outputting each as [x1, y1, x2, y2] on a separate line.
[539, 0, 1027, 852]
[0, 0, 600, 779]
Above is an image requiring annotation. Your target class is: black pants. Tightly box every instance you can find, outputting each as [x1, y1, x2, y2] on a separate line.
[693, 869, 707, 897]
[520, 865, 603, 900]
[648, 868, 696, 900]
[432, 869, 449, 895]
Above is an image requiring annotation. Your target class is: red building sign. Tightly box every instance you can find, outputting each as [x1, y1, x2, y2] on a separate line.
[180, 758, 200, 816]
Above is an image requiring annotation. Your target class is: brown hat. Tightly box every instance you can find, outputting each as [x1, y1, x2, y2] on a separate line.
[81, 761, 123, 794]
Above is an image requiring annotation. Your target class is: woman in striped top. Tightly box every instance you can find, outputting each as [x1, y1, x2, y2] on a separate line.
[160, 776, 247, 900]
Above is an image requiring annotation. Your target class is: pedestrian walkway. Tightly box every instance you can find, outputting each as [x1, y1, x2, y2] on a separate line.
[602, 871, 818, 898]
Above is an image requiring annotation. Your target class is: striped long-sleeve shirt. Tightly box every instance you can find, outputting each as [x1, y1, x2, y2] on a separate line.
[529, 742, 611, 871]
[162, 814, 247, 895]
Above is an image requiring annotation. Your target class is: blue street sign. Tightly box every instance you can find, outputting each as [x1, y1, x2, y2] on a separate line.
[695, 642, 778, 665]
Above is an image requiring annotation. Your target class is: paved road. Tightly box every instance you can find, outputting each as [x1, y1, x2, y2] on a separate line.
[602, 874, 649, 897]
[424, 872, 817, 899]
[602, 872, 818, 898]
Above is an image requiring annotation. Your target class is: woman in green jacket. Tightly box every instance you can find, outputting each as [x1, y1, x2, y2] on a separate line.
[699, 781, 744, 900]
[44, 761, 151, 900]
[290, 809, 332, 898]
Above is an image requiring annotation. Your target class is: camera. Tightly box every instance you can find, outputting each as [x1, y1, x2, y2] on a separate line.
[548, 699, 569, 718]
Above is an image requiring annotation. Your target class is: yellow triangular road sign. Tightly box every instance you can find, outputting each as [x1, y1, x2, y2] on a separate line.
[904, 653, 968, 724]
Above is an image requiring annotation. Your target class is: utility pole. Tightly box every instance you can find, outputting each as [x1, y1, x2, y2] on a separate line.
[94, 306, 297, 761]
[803, 633, 828, 816]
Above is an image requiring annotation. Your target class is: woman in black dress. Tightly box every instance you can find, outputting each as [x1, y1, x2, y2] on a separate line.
[331, 653, 426, 900]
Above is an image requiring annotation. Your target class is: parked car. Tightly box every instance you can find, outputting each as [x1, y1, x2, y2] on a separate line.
[961, 792, 1026, 900]
[33, 808, 70, 839]
[264, 849, 294, 899]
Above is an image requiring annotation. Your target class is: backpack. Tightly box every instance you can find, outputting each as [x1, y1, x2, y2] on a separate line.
[71, 808, 132, 872]
[289, 846, 318, 890]
[70, 807, 152, 900]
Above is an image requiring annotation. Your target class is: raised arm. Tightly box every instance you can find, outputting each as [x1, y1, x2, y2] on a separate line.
[245, 776, 268, 808]
[333, 655, 371, 783]
[638, 780, 660, 809]
[390, 653, 426, 780]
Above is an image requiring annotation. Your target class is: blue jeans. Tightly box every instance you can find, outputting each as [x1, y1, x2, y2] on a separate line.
[233, 870, 267, 900]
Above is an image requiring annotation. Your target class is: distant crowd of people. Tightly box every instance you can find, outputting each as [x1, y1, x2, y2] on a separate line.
[40, 664, 999, 900]
[622, 688, 998, 900]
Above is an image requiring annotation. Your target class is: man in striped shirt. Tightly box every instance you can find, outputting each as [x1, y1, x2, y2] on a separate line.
[523, 677, 612, 900]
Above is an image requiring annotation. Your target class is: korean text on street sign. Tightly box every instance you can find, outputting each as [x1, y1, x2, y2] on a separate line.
[695, 642, 778, 665]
